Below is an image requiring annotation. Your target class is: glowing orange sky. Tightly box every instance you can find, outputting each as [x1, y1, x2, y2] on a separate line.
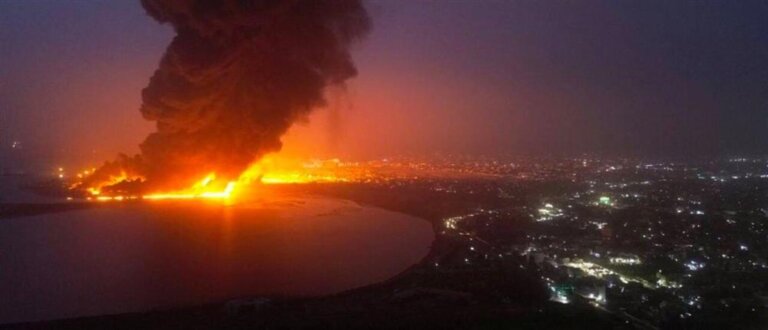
[4, 0, 768, 172]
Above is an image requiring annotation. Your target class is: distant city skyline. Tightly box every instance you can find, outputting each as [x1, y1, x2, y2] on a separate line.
[2, 0, 768, 170]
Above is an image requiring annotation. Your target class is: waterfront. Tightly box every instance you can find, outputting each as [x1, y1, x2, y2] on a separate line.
[0, 196, 434, 324]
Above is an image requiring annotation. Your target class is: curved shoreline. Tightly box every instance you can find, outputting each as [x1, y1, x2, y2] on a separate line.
[0, 195, 436, 325]
[0, 197, 440, 291]
[333, 199, 437, 289]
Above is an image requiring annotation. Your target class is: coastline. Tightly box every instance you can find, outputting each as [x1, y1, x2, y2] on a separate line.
[1, 187, 605, 330]
[0, 194, 438, 327]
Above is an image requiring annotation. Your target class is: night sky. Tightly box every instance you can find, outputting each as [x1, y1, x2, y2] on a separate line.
[2, 0, 768, 170]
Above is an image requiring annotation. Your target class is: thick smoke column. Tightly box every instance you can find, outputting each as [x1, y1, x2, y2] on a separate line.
[83, 0, 369, 191]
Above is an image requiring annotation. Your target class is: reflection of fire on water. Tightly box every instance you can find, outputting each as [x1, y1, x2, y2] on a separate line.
[70, 155, 356, 202]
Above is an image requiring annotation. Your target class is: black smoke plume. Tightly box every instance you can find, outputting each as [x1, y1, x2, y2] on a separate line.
[80, 0, 369, 192]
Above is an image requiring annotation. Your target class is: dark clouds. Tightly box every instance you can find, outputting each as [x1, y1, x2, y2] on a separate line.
[83, 0, 369, 190]
[2, 0, 768, 173]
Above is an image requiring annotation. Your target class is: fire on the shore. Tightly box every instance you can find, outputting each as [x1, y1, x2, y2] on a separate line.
[71, 155, 351, 202]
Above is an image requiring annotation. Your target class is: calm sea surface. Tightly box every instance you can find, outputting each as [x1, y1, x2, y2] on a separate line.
[0, 197, 434, 324]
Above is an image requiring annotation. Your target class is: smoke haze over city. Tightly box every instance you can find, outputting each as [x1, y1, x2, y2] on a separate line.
[3, 1, 768, 172]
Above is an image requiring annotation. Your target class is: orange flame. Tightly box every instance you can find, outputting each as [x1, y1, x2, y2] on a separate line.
[71, 170, 141, 196]
[238, 155, 347, 185]
[74, 154, 362, 202]
[81, 172, 236, 202]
